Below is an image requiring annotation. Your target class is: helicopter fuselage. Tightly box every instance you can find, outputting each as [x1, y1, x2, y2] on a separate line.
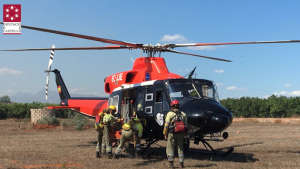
[48, 57, 233, 140]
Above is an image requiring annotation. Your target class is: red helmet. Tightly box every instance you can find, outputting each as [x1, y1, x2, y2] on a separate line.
[171, 100, 180, 107]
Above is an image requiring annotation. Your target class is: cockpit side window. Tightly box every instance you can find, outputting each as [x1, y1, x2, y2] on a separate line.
[155, 91, 163, 102]
[137, 92, 144, 112]
[108, 95, 119, 112]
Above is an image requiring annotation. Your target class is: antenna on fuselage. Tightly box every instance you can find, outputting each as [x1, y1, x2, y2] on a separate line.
[183, 66, 197, 79]
[188, 66, 197, 79]
[130, 57, 134, 63]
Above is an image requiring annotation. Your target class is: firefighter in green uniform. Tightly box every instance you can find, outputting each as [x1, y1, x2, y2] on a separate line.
[113, 113, 146, 159]
[102, 105, 118, 158]
[163, 100, 187, 168]
[95, 108, 108, 158]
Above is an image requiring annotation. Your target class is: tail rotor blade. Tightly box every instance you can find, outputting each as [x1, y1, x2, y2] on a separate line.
[46, 72, 50, 100]
[45, 45, 55, 100]
[48, 45, 55, 71]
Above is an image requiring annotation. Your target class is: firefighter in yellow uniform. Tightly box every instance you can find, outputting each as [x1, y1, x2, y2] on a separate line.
[113, 115, 146, 159]
[163, 100, 187, 168]
[95, 108, 107, 158]
[102, 105, 117, 158]
[102, 105, 123, 158]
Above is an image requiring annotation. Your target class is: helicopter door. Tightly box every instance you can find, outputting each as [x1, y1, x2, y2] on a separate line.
[120, 88, 137, 123]
[121, 97, 131, 124]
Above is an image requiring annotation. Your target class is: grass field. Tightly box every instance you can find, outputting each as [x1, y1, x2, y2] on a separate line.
[1, 119, 300, 169]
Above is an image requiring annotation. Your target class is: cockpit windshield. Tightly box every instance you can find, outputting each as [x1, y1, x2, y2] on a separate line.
[166, 79, 220, 106]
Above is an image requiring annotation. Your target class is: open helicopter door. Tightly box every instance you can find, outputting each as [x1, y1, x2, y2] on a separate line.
[120, 88, 137, 123]
[121, 97, 131, 124]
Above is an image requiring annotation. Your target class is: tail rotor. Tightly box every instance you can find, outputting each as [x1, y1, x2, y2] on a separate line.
[45, 45, 55, 100]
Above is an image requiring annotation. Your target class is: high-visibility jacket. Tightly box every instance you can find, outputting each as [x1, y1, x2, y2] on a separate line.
[163, 109, 187, 135]
[122, 119, 143, 138]
[103, 113, 115, 126]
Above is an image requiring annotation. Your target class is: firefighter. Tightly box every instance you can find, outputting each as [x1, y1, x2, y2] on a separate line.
[102, 105, 117, 158]
[163, 100, 187, 168]
[113, 113, 146, 159]
[101, 109, 108, 155]
[95, 108, 107, 158]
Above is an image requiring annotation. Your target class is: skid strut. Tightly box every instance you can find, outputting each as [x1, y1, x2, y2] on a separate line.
[139, 139, 159, 156]
[200, 138, 234, 156]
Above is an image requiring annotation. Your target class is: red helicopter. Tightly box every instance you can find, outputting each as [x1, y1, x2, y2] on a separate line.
[1, 22, 300, 156]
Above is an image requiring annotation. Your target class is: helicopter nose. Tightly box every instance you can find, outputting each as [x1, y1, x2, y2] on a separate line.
[209, 115, 231, 127]
[180, 99, 233, 132]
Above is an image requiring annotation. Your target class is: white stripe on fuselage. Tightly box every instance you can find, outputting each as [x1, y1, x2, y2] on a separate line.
[112, 80, 157, 92]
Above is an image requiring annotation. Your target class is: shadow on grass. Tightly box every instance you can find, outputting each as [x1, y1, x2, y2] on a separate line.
[186, 164, 217, 168]
[227, 142, 264, 148]
[132, 144, 259, 168]
[76, 141, 119, 148]
[134, 158, 217, 168]
[74, 141, 97, 147]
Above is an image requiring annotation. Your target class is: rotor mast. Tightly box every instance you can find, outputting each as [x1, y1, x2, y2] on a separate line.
[142, 43, 173, 57]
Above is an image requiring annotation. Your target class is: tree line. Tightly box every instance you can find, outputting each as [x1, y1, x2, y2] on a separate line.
[0, 102, 71, 119]
[220, 95, 300, 118]
[1, 95, 300, 119]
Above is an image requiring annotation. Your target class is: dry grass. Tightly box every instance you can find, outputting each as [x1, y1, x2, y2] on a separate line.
[1, 120, 300, 168]
[233, 118, 300, 124]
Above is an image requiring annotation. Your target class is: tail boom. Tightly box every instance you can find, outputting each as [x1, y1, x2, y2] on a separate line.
[48, 97, 108, 118]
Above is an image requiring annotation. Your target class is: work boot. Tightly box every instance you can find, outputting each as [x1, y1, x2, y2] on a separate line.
[107, 152, 113, 159]
[95, 152, 100, 158]
[113, 153, 119, 159]
[180, 162, 185, 168]
[168, 161, 174, 168]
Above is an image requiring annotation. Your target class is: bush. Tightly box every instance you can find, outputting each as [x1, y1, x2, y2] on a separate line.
[60, 113, 93, 130]
[37, 117, 60, 126]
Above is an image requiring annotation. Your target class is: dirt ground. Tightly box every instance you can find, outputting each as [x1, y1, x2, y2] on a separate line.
[1, 120, 300, 169]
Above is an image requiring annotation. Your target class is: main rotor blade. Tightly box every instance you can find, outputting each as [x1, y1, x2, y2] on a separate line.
[165, 49, 232, 62]
[0, 22, 141, 48]
[172, 40, 300, 47]
[0, 46, 129, 51]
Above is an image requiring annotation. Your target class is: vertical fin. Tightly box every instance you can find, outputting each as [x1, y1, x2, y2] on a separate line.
[52, 69, 71, 100]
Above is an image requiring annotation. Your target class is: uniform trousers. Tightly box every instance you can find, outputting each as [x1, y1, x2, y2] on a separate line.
[102, 125, 112, 153]
[95, 128, 103, 152]
[114, 129, 141, 155]
[166, 133, 185, 162]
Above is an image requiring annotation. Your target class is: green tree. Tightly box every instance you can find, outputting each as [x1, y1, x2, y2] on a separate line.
[0, 95, 11, 103]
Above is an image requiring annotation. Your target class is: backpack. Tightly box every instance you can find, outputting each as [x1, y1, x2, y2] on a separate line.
[168, 110, 187, 133]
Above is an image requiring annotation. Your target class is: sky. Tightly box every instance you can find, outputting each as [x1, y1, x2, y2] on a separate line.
[0, 0, 300, 102]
